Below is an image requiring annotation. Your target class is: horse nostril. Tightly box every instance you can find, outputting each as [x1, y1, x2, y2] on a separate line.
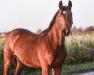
[62, 29, 66, 35]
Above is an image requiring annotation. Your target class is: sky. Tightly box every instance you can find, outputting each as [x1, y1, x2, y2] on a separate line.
[0, 0, 94, 33]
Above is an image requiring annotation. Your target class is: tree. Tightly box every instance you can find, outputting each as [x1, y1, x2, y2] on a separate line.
[36, 29, 42, 34]
[83, 26, 94, 33]
[71, 26, 77, 33]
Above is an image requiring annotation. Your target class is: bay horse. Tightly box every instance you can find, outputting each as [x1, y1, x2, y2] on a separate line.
[4, 1, 73, 75]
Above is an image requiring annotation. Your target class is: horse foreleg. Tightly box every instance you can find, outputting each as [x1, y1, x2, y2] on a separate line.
[52, 65, 62, 75]
[14, 58, 24, 75]
[42, 64, 51, 75]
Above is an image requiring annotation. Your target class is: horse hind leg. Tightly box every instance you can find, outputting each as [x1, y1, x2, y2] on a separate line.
[4, 51, 12, 75]
[14, 57, 24, 75]
[12, 55, 17, 67]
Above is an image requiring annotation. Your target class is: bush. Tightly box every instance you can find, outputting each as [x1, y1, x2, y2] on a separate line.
[0, 37, 4, 75]
[65, 33, 94, 64]
[83, 26, 94, 33]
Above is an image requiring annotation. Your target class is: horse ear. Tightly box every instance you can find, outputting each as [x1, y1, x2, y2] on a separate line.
[68, 0, 72, 10]
[59, 1, 63, 9]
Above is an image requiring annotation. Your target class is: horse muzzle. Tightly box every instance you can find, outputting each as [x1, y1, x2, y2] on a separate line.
[62, 29, 71, 36]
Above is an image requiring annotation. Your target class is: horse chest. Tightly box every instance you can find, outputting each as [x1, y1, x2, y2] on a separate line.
[53, 48, 67, 67]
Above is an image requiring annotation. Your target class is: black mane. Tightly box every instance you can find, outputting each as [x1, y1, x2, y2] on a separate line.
[48, 10, 59, 31]
[41, 10, 59, 34]
[48, 6, 69, 31]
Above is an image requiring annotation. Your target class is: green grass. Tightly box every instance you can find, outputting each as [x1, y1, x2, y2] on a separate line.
[65, 33, 94, 64]
[0, 37, 4, 75]
[62, 61, 94, 74]
[21, 61, 94, 75]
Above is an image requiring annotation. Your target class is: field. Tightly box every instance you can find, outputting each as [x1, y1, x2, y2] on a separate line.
[0, 33, 94, 74]
[0, 36, 4, 75]
[65, 33, 94, 64]
[21, 61, 94, 75]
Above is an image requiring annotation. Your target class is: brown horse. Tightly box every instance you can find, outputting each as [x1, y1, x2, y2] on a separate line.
[4, 1, 73, 75]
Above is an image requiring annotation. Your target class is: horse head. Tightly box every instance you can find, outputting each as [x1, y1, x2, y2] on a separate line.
[58, 0, 73, 36]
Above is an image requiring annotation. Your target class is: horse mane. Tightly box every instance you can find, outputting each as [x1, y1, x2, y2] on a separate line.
[48, 6, 69, 31]
[48, 10, 59, 31]
[41, 6, 70, 34]
[41, 10, 59, 34]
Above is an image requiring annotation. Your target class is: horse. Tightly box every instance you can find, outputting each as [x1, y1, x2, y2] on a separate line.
[4, 1, 73, 75]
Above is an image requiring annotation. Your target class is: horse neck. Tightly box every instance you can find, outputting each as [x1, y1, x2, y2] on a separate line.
[47, 13, 65, 48]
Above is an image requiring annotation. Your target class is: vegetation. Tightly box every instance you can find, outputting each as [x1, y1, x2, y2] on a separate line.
[65, 33, 94, 64]
[0, 37, 4, 75]
[62, 61, 94, 74]
[21, 61, 94, 75]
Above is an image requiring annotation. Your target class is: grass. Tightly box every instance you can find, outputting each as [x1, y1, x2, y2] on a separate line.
[65, 33, 94, 64]
[0, 37, 4, 75]
[21, 61, 94, 75]
[62, 61, 94, 74]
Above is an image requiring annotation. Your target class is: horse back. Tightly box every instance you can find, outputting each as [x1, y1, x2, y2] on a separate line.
[4, 28, 39, 55]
